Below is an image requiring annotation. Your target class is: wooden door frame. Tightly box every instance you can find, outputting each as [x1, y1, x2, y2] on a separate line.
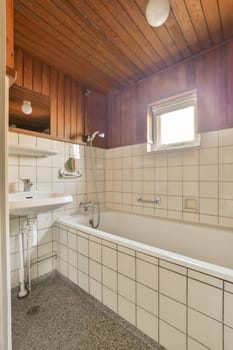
[0, 0, 12, 349]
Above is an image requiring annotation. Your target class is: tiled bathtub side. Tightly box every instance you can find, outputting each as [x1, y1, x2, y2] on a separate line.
[55, 223, 233, 350]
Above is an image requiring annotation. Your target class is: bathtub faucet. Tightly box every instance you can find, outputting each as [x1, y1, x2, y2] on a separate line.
[79, 201, 96, 211]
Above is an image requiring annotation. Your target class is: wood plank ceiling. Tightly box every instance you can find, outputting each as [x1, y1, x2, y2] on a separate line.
[14, 0, 233, 94]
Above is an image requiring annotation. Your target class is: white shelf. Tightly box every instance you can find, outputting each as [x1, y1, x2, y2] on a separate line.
[9, 145, 59, 157]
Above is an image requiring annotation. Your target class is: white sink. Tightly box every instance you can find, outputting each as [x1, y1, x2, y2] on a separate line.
[9, 191, 73, 216]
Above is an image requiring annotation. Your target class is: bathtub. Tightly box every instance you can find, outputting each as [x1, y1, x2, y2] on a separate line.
[58, 210, 233, 281]
[56, 210, 233, 350]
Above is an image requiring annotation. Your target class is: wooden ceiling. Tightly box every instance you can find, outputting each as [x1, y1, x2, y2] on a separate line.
[14, 0, 233, 94]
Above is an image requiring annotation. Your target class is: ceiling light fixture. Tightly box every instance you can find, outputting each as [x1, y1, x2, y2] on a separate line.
[146, 0, 170, 27]
[21, 100, 32, 115]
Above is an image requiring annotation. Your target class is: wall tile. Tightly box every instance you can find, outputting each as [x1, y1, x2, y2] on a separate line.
[118, 296, 136, 326]
[200, 164, 218, 181]
[137, 283, 158, 315]
[200, 198, 218, 216]
[102, 246, 117, 270]
[90, 278, 102, 302]
[188, 338, 210, 350]
[77, 236, 88, 256]
[219, 129, 233, 146]
[160, 294, 186, 332]
[118, 251, 135, 279]
[89, 260, 102, 282]
[137, 307, 158, 341]
[200, 148, 218, 164]
[183, 165, 199, 181]
[136, 258, 158, 290]
[160, 321, 186, 350]
[188, 279, 222, 321]
[160, 268, 186, 304]
[224, 291, 233, 328]
[201, 131, 218, 148]
[103, 286, 117, 312]
[224, 325, 233, 350]
[118, 274, 135, 302]
[89, 241, 101, 263]
[188, 309, 222, 350]
[103, 266, 117, 291]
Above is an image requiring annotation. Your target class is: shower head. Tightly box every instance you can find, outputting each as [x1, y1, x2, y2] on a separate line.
[86, 130, 105, 145]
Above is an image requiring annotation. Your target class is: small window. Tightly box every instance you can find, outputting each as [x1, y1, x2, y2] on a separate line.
[147, 90, 200, 152]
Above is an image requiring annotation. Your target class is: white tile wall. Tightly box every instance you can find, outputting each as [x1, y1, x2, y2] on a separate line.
[9, 127, 233, 349]
[105, 128, 233, 229]
[9, 132, 105, 288]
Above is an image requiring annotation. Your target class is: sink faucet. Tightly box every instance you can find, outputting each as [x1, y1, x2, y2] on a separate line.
[20, 178, 33, 192]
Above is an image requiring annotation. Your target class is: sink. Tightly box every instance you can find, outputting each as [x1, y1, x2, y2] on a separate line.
[9, 191, 73, 216]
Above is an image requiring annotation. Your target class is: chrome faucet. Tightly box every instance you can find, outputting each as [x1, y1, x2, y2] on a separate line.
[79, 201, 96, 211]
[20, 178, 33, 192]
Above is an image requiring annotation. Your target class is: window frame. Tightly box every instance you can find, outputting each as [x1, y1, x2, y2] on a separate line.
[147, 90, 200, 152]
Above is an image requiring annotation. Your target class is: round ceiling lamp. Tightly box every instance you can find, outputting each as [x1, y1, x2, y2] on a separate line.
[146, 0, 170, 27]
[21, 100, 32, 115]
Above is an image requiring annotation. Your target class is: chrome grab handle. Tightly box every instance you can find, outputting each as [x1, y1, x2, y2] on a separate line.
[137, 195, 161, 205]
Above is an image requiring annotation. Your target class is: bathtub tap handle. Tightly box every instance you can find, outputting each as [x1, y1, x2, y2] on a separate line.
[79, 201, 96, 211]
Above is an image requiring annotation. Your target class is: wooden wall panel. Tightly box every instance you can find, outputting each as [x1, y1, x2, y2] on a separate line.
[50, 67, 57, 137]
[84, 91, 107, 148]
[107, 40, 233, 148]
[32, 58, 42, 93]
[76, 84, 85, 140]
[6, 0, 14, 73]
[226, 40, 233, 126]
[57, 72, 65, 138]
[196, 45, 228, 132]
[42, 63, 50, 96]
[14, 47, 107, 146]
[23, 53, 32, 90]
[64, 77, 71, 139]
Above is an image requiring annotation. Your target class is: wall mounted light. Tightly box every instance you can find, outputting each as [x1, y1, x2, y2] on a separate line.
[21, 100, 32, 115]
[146, 0, 170, 27]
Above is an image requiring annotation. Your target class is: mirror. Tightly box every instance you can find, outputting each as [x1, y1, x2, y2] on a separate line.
[9, 85, 50, 134]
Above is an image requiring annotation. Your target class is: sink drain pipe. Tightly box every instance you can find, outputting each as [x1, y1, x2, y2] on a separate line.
[18, 230, 28, 298]
[18, 215, 37, 298]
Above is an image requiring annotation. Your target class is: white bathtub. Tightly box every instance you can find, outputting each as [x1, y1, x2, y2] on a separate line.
[57, 210, 233, 349]
[58, 210, 233, 282]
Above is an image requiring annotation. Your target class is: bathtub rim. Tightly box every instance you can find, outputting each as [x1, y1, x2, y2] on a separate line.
[57, 212, 233, 284]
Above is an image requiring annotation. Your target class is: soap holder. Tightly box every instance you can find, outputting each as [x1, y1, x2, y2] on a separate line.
[58, 169, 82, 178]
[183, 197, 199, 213]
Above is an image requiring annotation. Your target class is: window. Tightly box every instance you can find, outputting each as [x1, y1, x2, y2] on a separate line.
[147, 90, 200, 152]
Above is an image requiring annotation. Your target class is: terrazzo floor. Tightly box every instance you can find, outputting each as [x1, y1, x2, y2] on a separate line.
[12, 273, 165, 350]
